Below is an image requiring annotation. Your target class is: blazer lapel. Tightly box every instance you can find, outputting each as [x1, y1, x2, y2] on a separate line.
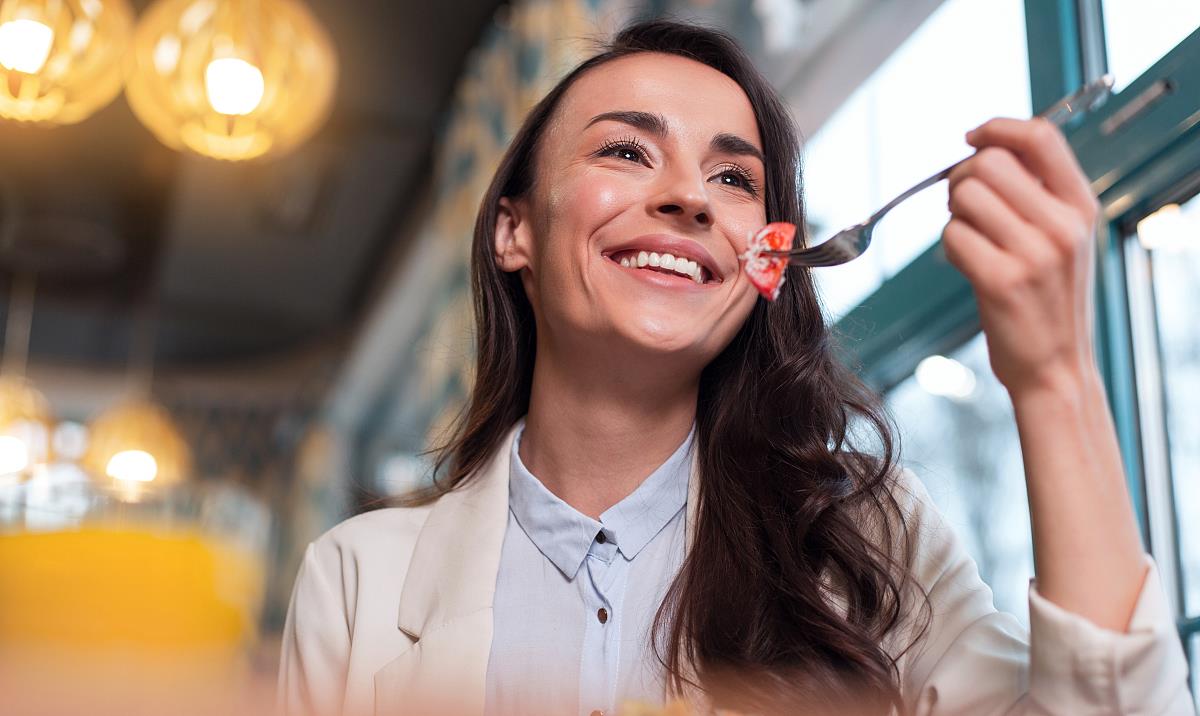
[374, 422, 518, 716]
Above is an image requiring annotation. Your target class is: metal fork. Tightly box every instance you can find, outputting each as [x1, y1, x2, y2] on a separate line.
[764, 74, 1115, 268]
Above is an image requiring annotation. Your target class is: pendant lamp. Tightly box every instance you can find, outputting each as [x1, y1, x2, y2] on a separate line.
[0, 0, 133, 124]
[124, 0, 337, 161]
[0, 274, 52, 479]
[82, 398, 191, 499]
[83, 298, 191, 499]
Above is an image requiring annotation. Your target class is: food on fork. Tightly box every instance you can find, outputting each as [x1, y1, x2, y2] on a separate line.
[740, 222, 796, 301]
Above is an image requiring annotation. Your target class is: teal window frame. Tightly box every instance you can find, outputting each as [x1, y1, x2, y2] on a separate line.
[833, 0, 1200, 647]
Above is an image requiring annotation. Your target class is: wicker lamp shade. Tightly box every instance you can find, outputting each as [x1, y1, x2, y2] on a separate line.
[83, 400, 191, 491]
[124, 0, 336, 161]
[0, 0, 134, 124]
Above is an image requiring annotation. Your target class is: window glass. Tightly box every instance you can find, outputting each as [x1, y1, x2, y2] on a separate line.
[884, 332, 1034, 625]
[803, 0, 1030, 321]
[1142, 193, 1200, 617]
[1191, 632, 1199, 708]
[1102, 0, 1200, 93]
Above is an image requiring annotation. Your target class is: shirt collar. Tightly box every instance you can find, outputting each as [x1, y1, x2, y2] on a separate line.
[507, 417, 694, 579]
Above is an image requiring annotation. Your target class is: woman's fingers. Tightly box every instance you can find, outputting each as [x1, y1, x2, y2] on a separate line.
[940, 214, 1019, 294]
[964, 117, 1099, 219]
[947, 174, 1062, 271]
[948, 146, 1082, 250]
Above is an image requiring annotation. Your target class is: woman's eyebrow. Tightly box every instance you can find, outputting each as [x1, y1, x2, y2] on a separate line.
[585, 110, 764, 163]
[710, 132, 764, 163]
[585, 110, 668, 138]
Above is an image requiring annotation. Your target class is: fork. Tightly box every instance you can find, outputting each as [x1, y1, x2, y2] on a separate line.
[764, 74, 1115, 268]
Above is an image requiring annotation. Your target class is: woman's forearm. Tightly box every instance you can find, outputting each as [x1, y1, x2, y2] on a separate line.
[1010, 364, 1148, 632]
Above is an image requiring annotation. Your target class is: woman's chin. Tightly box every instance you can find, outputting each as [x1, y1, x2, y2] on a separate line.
[610, 318, 715, 358]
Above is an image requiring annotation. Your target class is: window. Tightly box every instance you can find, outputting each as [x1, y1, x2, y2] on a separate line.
[1193, 633, 1200, 705]
[826, 0, 1200, 699]
[1126, 191, 1200, 700]
[1148, 197, 1200, 617]
[1102, 0, 1200, 93]
[884, 332, 1035, 625]
[803, 0, 1030, 321]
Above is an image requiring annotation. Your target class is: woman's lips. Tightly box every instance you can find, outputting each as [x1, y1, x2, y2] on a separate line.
[602, 234, 722, 282]
[604, 254, 718, 289]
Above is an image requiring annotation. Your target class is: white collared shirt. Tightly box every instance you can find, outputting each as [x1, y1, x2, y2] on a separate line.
[484, 418, 694, 716]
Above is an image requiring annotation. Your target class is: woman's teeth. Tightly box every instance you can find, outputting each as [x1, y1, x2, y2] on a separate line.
[617, 251, 706, 284]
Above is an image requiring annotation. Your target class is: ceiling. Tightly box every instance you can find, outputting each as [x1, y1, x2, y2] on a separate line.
[0, 0, 507, 376]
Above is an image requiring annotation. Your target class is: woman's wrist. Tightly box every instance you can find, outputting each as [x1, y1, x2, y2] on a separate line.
[1006, 355, 1104, 412]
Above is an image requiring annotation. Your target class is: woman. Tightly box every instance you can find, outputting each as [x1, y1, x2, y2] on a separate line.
[279, 20, 1193, 716]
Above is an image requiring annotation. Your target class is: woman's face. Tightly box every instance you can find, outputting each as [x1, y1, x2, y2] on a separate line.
[495, 52, 765, 373]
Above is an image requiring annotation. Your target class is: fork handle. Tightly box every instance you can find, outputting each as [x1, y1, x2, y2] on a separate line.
[863, 73, 1115, 225]
[865, 163, 956, 224]
[760, 73, 1117, 258]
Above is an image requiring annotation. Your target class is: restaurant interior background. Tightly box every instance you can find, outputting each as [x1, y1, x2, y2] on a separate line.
[0, 0, 1198, 710]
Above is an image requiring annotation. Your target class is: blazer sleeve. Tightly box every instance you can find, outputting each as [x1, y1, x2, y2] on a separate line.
[890, 467, 1195, 715]
[277, 541, 352, 716]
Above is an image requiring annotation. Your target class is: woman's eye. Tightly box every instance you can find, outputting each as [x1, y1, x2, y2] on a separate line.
[713, 167, 759, 195]
[717, 172, 746, 188]
[600, 142, 645, 163]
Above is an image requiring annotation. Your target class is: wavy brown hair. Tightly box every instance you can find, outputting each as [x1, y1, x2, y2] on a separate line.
[408, 19, 932, 715]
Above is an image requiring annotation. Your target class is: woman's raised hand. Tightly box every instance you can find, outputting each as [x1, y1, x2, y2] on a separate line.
[943, 117, 1103, 398]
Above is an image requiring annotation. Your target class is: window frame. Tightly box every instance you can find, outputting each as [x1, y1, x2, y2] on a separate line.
[832, 0, 1200, 650]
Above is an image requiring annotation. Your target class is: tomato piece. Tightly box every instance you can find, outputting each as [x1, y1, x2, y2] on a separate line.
[741, 222, 796, 301]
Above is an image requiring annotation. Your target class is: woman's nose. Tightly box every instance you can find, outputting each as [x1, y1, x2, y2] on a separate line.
[656, 199, 711, 227]
[652, 172, 712, 227]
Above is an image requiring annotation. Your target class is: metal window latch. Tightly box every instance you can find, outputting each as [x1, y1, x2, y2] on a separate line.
[1100, 77, 1177, 136]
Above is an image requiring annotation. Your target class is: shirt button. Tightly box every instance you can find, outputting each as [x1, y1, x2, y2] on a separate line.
[596, 531, 606, 544]
[597, 607, 608, 624]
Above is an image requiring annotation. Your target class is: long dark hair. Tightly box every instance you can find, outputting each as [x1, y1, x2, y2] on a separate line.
[410, 20, 931, 715]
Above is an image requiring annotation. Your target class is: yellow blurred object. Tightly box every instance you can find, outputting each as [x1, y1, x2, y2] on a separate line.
[0, 480, 271, 715]
[0, 374, 53, 477]
[0, 0, 134, 124]
[83, 399, 191, 497]
[125, 0, 337, 161]
[0, 524, 262, 645]
[0, 523, 266, 714]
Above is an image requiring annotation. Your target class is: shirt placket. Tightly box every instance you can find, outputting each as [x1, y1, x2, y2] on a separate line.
[578, 529, 628, 716]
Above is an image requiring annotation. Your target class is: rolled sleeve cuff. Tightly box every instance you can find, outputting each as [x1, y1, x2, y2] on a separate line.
[1027, 554, 1191, 715]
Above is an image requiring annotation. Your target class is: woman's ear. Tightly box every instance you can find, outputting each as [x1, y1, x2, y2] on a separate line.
[494, 197, 533, 273]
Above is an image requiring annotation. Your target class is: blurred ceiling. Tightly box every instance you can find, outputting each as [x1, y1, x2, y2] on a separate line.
[0, 0, 506, 375]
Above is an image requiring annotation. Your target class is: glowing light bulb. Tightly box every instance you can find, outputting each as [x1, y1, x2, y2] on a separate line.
[915, 355, 977, 401]
[204, 57, 264, 115]
[106, 449, 159, 482]
[0, 19, 54, 74]
[0, 434, 30, 474]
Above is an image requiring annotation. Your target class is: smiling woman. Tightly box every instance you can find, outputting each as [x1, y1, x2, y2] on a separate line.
[492, 49, 773, 362]
[277, 19, 1194, 716]
[457, 29, 914, 711]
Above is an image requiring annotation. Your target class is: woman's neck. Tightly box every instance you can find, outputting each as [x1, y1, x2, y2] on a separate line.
[519, 343, 699, 520]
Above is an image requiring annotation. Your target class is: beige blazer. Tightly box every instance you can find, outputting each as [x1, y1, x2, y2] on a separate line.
[278, 422, 1195, 716]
